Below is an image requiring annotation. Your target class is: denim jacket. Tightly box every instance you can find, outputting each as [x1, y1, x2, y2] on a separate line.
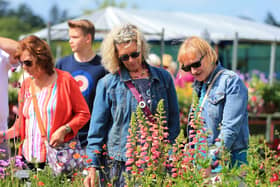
[192, 63, 249, 152]
[86, 64, 180, 167]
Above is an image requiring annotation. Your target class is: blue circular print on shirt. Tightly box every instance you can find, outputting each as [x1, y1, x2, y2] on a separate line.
[72, 70, 93, 97]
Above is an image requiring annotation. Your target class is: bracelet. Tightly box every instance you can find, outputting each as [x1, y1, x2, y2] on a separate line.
[2, 131, 6, 141]
[65, 124, 72, 134]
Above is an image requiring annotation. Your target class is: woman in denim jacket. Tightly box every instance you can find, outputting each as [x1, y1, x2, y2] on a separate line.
[84, 24, 180, 187]
[177, 36, 249, 175]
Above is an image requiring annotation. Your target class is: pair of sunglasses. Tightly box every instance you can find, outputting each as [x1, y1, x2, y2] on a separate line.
[119, 51, 140, 62]
[19, 60, 33, 67]
[181, 54, 205, 72]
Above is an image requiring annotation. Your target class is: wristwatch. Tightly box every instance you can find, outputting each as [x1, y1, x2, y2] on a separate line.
[65, 124, 72, 134]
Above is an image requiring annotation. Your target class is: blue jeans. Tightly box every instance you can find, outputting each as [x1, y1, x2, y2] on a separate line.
[231, 149, 248, 168]
[99, 158, 126, 187]
[211, 149, 248, 173]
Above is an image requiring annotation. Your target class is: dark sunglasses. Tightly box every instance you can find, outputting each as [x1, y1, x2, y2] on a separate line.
[119, 51, 140, 62]
[181, 54, 205, 72]
[19, 60, 33, 67]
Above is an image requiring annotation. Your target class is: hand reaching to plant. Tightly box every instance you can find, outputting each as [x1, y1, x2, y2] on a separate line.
[201, 166, 212, 178]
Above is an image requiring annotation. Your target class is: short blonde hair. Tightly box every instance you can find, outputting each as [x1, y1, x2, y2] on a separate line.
[177, 36, 217, 65]
[100, 24, 149, 74]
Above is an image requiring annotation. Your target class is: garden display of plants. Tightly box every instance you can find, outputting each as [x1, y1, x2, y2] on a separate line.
[241, 70, 280, 114]
[1, 100, 279, 186]
[3, 70, 280, 186]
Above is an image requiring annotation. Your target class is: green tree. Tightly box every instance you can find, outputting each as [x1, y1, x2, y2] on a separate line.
[0, 17, 32, 39]
[265, 11, 279, 27]
[83, 0, 136, 15]
[49, 4, 69, 25]
[12, 3, 45, 28]
[0, 1, 45, 39]
[0, 0, 9, 16]
[94, 0, 127, 9]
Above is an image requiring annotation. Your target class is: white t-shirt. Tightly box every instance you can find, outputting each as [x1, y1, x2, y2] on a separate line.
[0, 49, 11, 130]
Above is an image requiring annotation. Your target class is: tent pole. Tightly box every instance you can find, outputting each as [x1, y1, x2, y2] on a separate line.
[47, 22, 51, 45]
[269, 41, 276, 86]
[160, 28, 165, 67]
[232, 32, 238, 71]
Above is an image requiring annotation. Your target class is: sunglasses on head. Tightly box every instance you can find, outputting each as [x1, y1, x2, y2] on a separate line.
[119, 51, 140, 62]
[181, 54, 205, 72]
[19, 60, 33, 67]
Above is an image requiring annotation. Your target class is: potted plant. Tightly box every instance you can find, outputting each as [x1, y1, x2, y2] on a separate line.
[261, 82, 280, 113]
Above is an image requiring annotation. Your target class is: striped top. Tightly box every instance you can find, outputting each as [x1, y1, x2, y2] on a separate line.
[22, 82, 57, 163]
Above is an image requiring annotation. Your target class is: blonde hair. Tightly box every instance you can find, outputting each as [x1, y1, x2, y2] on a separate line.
[100, 24, 149, 74]
[177, 36, 217, 65]
[162, 54, 172, 68]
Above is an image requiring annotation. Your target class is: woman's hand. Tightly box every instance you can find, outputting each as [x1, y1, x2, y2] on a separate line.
[84, 167, 97, 187]
[201, 166, 212, 178]
[0, 132, 5, 144]
[49, 126, 67, 147]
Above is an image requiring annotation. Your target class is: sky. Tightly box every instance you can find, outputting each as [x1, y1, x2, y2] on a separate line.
[8, 0, 280, 24]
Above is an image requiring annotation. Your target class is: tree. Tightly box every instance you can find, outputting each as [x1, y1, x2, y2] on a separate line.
[8, 3, 45, 28]
[0, 17, 31, 39]
[0, 0, 9, 16]
[265, 11, 280, 27]
[49, 4, 69, 25]
[94, 0, 126, 9]
[82, 0, 133, 15]
[0, 2, 45, 39]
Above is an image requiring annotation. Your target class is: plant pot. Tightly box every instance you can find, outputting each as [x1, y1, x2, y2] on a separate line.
[263, 102, 277, 114]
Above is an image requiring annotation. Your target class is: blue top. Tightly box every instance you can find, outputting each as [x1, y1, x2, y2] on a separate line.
[192, 63, 249, 152]
[56, 54, 107, 146]
[86, 64, 180, 167]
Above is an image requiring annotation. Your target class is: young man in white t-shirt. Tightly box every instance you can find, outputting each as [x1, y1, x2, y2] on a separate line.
[0, 37, 18, 159]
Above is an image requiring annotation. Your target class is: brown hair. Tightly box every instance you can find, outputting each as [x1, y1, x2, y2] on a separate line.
[68, 19, 95, 42]
[14, 35, 54, 75]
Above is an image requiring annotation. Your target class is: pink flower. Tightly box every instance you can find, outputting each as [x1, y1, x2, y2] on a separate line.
[172, 173, 178, 178]
[125, 158, 134, 166]
[270, 173, 279, 183]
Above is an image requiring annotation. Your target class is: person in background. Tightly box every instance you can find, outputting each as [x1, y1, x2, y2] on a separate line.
[0, 35, 90, 169]
[168, 61, 178, 77]
[56, 19, 107, 147]
[175, 69, 194, 88]
[177, 36, 249, 174]
[162, 54, 176, 82]
[84, 24, 180, 187]
[0, 37, 19, 159]
[147, 53, 161, 67]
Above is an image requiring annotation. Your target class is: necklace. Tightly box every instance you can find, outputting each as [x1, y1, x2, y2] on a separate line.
[130, 68, 149, 79]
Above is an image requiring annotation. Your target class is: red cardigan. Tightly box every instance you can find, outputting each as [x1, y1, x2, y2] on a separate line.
[17, 69, 90, 154]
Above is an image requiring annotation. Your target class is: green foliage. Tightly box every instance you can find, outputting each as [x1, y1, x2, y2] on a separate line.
[0, 17, 33, 39]
[8, 70, 22, 105]
[262, 81, 280, 111]
[8, 86, 18, 105]
[0, 1, 45, 39]
[49, 4, 68, 25]
[14, 3, 45, 28]
[95, 0, 127, 9]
